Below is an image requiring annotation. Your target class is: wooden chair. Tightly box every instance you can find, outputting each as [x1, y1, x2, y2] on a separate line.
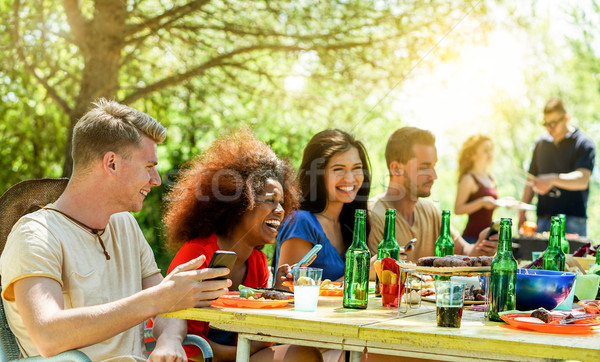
[0, 178, 213, 361]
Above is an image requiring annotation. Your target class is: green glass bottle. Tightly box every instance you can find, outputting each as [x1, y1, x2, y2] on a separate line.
[435, 210, 454, 257]
[375, 209, 400, 297]
[542, 216, 566, 272]
[343, 209, 370, 309]
[557, 214, 569, 254]
[489, 218, 517, 322]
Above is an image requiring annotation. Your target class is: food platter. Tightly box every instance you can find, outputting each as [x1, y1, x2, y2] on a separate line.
[397, 262, 491, 276]
[212, 291, 292, 309]
[500, 313, 600, 334]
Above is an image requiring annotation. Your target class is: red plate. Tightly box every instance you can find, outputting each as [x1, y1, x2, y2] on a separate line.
[282, 281, 344, 296]
[500, 313, 600, 334]
[212, 292, 292, 309]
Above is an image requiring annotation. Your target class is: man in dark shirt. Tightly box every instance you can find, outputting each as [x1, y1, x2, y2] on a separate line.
[519, 97, 596, 236]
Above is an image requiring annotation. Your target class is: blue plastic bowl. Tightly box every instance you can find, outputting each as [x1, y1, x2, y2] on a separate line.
[516, 269, 576, 311]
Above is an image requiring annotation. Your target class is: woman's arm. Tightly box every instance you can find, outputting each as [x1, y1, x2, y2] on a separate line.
[454, 174, 495, 215]
[277, 237, 314, 269]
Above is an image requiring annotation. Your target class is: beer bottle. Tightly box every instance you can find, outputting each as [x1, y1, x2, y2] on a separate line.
[375, 209, 400, 297]
[489, 218, 517, 322]
[343, 209, 370, 309]
[435, 210, 454, 257]
[542, 216, 566, 272]
[557, 214, 569, 254]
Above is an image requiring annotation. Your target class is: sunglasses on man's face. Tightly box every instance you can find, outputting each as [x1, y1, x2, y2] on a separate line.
[541, 116, 565, 129]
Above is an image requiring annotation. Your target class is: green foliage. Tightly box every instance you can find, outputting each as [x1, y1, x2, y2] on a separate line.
[8, 0, 600, 273]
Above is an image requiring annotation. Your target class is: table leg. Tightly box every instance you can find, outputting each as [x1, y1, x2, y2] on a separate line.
[236, 334, 251, 362]
[349, 351, 361, 362]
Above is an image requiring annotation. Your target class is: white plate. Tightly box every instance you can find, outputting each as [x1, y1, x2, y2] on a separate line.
[495, 199, 536, 210]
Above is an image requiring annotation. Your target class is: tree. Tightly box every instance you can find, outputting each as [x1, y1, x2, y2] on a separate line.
[2, 0, 490, 181]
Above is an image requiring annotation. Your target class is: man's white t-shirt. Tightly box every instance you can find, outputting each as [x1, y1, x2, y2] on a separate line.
[0, 204, 160, 360]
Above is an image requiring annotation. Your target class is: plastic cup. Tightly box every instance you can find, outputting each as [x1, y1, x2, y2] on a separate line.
[574, 274, 600, 301]
[381, 266, 402, 308]
[293, 267, 322, 312]
[435, 281, 466, 328]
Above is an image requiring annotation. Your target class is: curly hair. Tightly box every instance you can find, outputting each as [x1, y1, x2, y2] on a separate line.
[163, 128, 300, 249]
[298, 129, 371, 250]
[458, 134, 493, 181]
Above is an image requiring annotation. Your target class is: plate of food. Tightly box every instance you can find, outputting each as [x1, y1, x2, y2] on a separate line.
[212, 291, 292, 309]
[494, 198, 536, 210]
[500, 308, 600, 334]
[407, 274, 434, 290]
[283, 279, 344, 296]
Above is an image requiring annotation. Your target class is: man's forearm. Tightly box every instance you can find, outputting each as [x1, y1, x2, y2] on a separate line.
[521, 185, 534, 204]
[16, 281, 165, 357]
[552, 169, 591, 190]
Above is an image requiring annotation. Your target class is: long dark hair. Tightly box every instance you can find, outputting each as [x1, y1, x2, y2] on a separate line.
[298, 129, 371, 250]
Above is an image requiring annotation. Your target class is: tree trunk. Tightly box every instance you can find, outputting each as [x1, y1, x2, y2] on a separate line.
[62, 0, 127, 177]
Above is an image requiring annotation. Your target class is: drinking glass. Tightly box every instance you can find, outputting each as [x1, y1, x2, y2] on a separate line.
[293, 267, 322, 312]
[435, 281, 466, 328]
[399, 268, 420, 313]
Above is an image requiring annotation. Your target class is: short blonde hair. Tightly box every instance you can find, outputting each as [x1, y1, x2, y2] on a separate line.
[72, 99, 166, 170]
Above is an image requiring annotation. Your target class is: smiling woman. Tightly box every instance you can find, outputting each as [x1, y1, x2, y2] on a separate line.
[275, 129, 372, 282]
[158, 129, 321, 362]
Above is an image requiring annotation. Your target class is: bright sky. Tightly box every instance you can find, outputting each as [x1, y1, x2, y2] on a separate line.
[392, 29, 529, 145]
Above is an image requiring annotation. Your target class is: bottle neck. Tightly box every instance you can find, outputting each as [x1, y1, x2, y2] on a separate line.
[440, 214, 450, 237]
[351, 217, 367, 249]
[549, 221, 561, 249]
[382, 214, 395, 244]
[498, 224, 512, 253]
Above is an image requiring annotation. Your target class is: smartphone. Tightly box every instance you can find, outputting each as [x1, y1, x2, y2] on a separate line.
[486, 220, 501, 239]
[402, 238, 417, 253]
[291, 244, 322, 273]
[207, 250, 237, 280]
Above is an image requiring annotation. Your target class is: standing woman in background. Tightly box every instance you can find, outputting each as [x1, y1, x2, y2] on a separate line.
[454, 134, 498, 243]
[275, 129, 372, 282]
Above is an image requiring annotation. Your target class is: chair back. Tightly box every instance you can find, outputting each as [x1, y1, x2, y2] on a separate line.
[0, 178, 69, 255]
[0, 286, 20, 360]
[0, 178, 68, 360]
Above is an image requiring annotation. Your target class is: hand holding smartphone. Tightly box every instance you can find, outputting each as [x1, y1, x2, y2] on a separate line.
[401, 238, 417, 254]
[207, 250, 237, 280]
[485, 220, 501, 239]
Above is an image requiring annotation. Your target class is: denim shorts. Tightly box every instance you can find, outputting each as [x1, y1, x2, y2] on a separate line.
[537, 216, 587, 237]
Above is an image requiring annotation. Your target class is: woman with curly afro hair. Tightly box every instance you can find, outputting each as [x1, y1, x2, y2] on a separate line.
[162, 129, 322, 362]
